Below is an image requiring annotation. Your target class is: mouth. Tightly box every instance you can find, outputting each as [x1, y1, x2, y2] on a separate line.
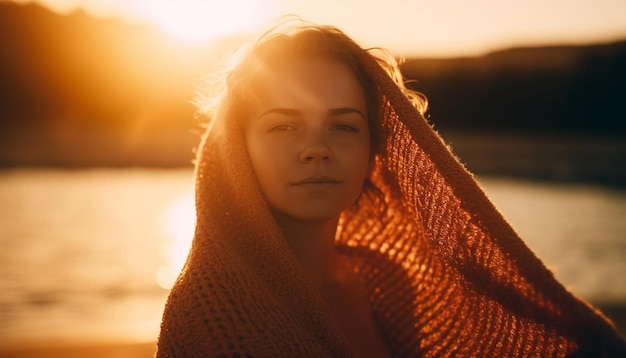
[292, 176, 342, 185]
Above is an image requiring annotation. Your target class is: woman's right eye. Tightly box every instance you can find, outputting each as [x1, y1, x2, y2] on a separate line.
[268, 123, 296, 132]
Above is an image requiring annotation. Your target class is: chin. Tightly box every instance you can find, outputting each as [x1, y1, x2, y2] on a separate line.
[271, 195, 360, 223]
[292, 209, 342, 222]
[273, 206, 344, 223]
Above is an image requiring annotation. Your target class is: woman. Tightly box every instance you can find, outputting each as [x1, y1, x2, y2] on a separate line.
[157, 22, 626, 357]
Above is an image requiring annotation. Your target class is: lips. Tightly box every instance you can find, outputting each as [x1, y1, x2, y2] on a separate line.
[292, 176, 342, 185]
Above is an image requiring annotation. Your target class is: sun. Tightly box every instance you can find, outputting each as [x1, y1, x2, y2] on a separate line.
[137, 0, 273, 43]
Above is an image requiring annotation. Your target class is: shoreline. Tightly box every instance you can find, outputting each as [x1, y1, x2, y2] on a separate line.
[0, 341, 156, 358]
[0, 302, 623, 358]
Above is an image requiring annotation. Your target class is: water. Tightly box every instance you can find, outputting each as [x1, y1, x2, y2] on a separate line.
[0, 169, 193, 345]
[478, 177, 626, 301]
[0, 169, 625, 345]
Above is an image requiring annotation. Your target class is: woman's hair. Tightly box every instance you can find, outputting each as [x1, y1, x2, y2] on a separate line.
[194, 19, 428, 209]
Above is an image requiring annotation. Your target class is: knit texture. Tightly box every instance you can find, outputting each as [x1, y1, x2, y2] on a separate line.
[157, 50, 626, 357]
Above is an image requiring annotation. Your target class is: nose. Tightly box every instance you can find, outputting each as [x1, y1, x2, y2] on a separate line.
[299, 132, 333, 163]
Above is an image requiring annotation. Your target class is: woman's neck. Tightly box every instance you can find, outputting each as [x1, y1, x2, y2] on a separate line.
[272, 211, 343, 286]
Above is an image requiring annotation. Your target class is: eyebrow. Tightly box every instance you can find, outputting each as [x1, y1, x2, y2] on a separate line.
[258, 108, 301, 118]
[258, 107, 366, 119]
[329, 107, 366, 118]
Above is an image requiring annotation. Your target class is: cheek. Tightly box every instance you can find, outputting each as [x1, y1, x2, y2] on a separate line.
[338, 141, 371, 202]
[352, 139, 372, 178]
[248, 140, 272, 178]
[246, 136, 289, 191]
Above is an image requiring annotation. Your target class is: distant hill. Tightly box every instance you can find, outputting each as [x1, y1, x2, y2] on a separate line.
[402, 42, 626, 134]
[0, 2, 625, 178]
[0, 2, 237, 167]
[0, 2, 230, 128]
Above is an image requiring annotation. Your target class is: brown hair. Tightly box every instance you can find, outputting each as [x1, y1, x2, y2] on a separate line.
[194, 20, 428, 208]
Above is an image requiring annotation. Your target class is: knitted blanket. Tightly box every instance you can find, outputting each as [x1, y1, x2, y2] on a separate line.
[157, 41, 626, 357]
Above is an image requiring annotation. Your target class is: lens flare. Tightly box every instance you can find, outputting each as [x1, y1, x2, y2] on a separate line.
[157, 192, 195, 289]
[139, 0, 271, 43]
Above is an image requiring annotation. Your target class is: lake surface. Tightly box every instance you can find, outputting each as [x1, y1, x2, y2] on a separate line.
[1, 168, 625, 345]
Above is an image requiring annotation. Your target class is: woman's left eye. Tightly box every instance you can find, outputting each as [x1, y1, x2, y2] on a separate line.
[331, 124, 359, 132]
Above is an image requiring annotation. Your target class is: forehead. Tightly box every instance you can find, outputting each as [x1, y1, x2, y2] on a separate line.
[255, 57, 367, 111]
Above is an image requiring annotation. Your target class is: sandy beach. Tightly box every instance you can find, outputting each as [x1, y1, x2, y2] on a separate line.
[0, 303, 623, 358]
[0, 341, 156, 358]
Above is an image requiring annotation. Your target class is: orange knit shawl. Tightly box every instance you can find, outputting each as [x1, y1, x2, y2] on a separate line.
[157, 52, 626, 357]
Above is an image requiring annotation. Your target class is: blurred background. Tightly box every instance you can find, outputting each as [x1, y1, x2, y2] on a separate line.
[1, 0, 625, 356]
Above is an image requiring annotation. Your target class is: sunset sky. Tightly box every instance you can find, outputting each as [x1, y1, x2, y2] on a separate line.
[9, 0, 626, 56]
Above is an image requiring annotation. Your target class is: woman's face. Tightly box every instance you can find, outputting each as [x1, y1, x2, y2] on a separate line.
[245, 57, 371, 222]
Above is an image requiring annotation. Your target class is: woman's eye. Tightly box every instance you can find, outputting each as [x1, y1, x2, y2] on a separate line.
[268, 124, 296, 132]
[332, 123, 359, 132]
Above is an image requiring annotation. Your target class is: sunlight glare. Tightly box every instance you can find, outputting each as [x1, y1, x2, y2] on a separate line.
[157, 192, 195, 289]
[139, 0, 271, 43]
